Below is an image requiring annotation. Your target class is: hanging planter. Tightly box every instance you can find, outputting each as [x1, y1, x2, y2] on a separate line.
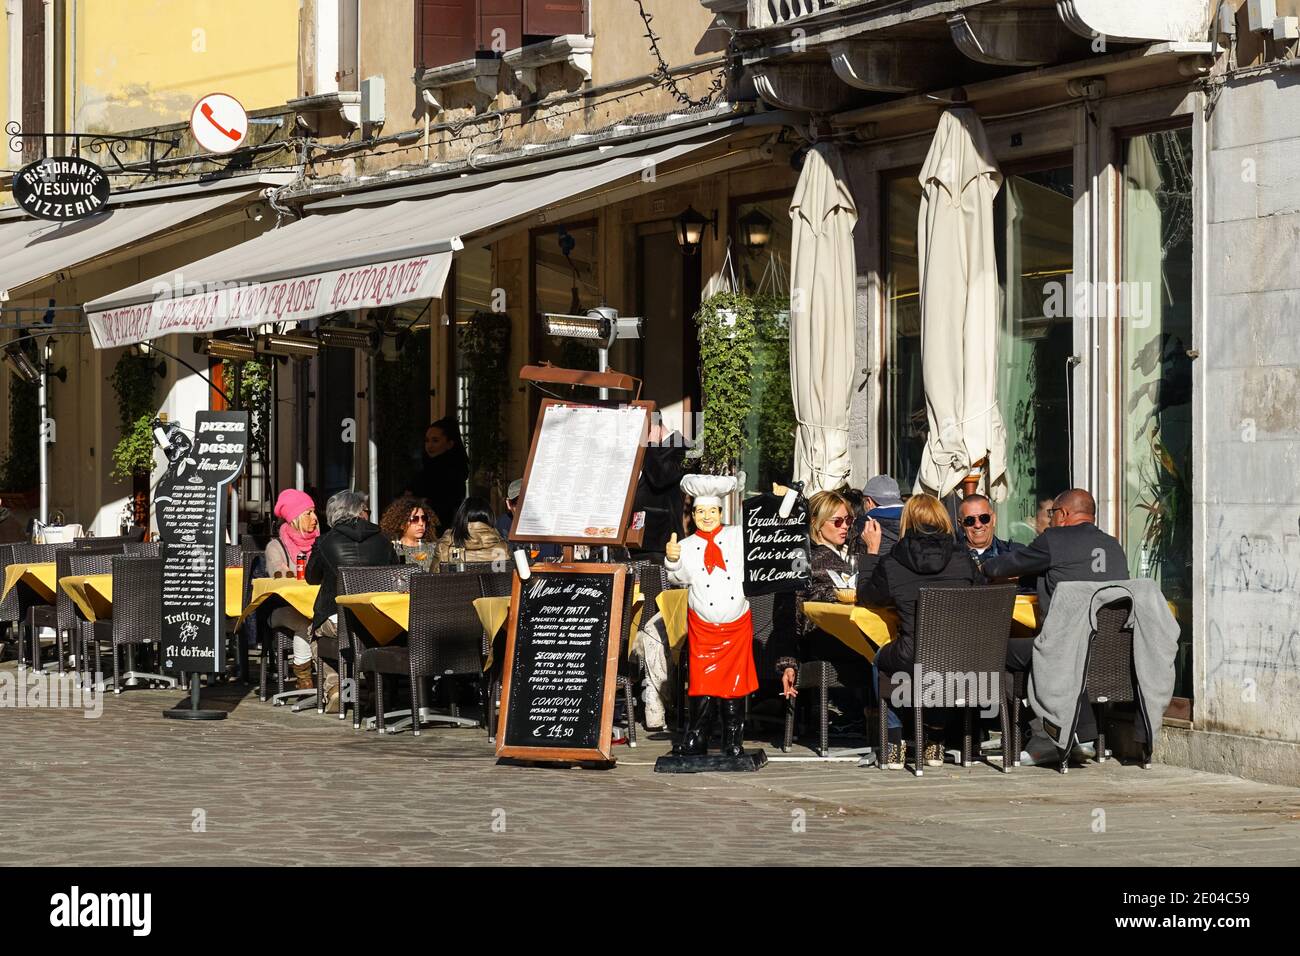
[694, 290, 757, 476]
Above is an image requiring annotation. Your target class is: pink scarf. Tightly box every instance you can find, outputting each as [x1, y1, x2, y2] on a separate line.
[279, 520, 319, 565]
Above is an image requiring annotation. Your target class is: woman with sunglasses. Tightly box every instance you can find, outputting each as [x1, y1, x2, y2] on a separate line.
[379, 496, 439, 570]
[776, 492, 873, 710]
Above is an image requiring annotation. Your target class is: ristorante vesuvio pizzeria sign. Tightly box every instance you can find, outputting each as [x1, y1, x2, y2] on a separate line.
[13, 157, 110, 221]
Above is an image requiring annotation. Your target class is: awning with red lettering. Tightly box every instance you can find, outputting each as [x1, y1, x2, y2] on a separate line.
[83, 127, 736, 349]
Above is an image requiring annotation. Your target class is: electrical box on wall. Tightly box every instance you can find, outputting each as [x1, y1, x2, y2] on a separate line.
[1218, 4, 1237, 35]
[1276, 16, 1300, 40]
[361, 76, 385, 126]
[1247, 0, 1277, 33]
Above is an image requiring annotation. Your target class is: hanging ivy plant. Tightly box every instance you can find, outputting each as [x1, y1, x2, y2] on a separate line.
[695, 290, 757, 475]
[458, 310, 512, 494]
[749, 292, 796, 487]
[110, 354, 160, 482]
[222, 356, 273, 468]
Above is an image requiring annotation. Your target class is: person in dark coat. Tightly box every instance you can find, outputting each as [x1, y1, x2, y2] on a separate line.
[628, 423, 686, 559]
[981, 488, 1130, 749]
[859, 493, 981, 768]
[407, 417, 469, 533]
[856, 474, 904, 556]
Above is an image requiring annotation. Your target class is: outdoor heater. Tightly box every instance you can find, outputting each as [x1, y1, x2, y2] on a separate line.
[197, 336, 257, 361]
[1, 340, 42, 384]
[316, 325, 381, 351]
[256, 332, 320, 359]
[542, 306, 643, 400]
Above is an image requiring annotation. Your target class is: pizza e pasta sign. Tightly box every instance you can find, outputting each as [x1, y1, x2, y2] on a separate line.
[13, 156, 110, 221]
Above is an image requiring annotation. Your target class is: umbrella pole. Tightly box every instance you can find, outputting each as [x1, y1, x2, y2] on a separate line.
[960, 458, 987, 498]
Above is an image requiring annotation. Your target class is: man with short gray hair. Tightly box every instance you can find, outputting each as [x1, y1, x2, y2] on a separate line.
[305, 490, 396, 711]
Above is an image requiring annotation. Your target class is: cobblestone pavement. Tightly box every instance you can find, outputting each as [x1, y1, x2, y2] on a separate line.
[2, 664, 1299, 866]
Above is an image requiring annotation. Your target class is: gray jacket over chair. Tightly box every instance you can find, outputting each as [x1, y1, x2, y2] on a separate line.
[1028, 580, 1179, 751]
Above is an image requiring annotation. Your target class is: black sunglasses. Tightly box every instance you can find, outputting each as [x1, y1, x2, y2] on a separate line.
[961, 514, 992, 527]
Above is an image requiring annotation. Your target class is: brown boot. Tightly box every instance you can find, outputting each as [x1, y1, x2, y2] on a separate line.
[292, 661, 315, 691]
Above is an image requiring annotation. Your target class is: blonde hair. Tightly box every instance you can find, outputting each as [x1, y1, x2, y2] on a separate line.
[900, 493, 951, 537]
[808, 490, 851, 546]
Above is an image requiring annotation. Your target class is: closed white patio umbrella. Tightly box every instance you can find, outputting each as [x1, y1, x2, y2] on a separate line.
[915, 107, 1008, 501]
[789, 143, 858, 494]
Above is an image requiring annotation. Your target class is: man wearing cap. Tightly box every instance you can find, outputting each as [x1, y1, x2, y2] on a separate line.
[498, 478, 561, 561]
[859, 475, 904, 554]
[664, 474, 757, 758]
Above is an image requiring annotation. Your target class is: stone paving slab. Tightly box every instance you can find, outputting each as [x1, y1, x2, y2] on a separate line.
[1, 666, 1298, 866]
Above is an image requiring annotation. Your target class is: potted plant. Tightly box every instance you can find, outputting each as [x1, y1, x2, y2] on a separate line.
[694, 290, 757, 477]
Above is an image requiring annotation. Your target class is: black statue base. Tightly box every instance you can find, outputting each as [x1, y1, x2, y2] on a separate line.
[654, 750, 768, 773]
[163, 707, 227, 720]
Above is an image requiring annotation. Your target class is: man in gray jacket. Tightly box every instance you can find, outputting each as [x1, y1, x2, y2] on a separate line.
[983, 489, 1130, 748]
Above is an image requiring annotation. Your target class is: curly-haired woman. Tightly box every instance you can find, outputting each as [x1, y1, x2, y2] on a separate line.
[379, 496, 439, 570]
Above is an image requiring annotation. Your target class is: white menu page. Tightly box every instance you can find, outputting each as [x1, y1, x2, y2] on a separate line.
[514, 404, 648, 540]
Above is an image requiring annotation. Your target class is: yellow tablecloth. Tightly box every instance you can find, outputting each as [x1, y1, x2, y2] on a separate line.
[803, 593, 1041, 663]
[56, 568, 245, 622]
[654, 589, 689, 653]
[58, 574, 115, 622]
[237, 577, 321, 626]
[334, 591, 410, 646]
[2, 562, 57, 603]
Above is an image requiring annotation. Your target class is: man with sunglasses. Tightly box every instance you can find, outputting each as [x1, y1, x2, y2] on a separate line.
[957, 494, 1017, 565]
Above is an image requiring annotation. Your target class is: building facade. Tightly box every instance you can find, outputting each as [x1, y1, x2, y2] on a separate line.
[2, 0, 1298, 783]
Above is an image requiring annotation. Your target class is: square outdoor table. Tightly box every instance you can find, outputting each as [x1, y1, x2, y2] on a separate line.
[802, 593, 1040, 663]
[334, 592, 409, 646]
[1, 562, 58, 604]
[236, 577, 321, 627]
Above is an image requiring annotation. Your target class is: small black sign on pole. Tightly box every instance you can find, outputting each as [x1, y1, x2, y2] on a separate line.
[154, 410, 248, 721]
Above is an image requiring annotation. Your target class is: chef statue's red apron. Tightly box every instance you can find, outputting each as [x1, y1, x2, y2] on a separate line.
[664, 474, 756, 758]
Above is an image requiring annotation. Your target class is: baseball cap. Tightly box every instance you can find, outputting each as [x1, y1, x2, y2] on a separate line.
[862, 475, 902, 506]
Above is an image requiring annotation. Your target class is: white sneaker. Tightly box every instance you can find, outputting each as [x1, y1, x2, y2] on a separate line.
[1070, 740, 1097, 762]
[1019, 730, 1059, 767]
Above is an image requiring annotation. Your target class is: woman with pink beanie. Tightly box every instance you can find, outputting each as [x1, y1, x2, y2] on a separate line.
[265, 489, 322, 696]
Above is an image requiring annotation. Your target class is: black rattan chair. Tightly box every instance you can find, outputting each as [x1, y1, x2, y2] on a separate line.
[55, 545, 124, 676]
[441, 560, 503, 575]
[101, 555, 178, 693]
[373, 571, 492, 735]
[124, 541, 162, 556]
[8, 542, 72, 672]
[1084, 599, 1144, 767]
[877, 584, 1017, 776]
[336, 564, 419, 728]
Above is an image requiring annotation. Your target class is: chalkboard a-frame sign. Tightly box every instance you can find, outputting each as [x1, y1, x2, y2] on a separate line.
[496, 564, 627, 763]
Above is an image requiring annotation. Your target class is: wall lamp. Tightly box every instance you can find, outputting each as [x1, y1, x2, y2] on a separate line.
[737, 207, 774, 252]
[674, 204, 718, 256]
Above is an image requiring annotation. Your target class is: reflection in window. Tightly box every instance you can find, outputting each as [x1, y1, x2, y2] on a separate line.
[994, 167, 1074, 544]
[885, 166, 1073, 544]
[454, 245, 496, 493]
[1122, 128, 1194, 697]
[734, 196, 796, 493]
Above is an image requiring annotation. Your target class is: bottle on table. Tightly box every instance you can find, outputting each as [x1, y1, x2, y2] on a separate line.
[295, 551, 307, 580]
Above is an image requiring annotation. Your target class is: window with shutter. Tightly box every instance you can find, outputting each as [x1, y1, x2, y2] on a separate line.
[478, 0, 524, 52]
[523, 0, 586, 38]
[21, 0, 45, 162]
[416, 0, 476, 69]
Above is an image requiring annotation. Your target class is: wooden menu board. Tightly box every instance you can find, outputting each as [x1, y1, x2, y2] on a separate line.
[496, 564, 627, 763]
[510, 399, 653, 546]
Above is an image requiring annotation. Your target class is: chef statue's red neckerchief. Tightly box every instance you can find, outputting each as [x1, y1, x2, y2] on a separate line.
[695, 525, 726, 574]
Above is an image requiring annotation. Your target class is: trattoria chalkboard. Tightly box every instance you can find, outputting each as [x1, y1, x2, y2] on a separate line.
[154, 410, 248, 674]
[742, 492, 812, 596]
[496, 564, 627, 763]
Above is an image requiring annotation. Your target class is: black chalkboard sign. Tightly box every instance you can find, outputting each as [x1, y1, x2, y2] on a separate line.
[154, 410, 248, 674]
[496, 564, 626, 763]
[742, 492, 812, 596]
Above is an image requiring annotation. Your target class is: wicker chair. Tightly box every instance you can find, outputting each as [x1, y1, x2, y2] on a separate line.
[55, 545, 124, 676]
[441, 560, 504, 575]
[101, 555, 178, 693]
[74, 528, 145, 547]
[7, 542, 73, 672]
[877, 584, 1017, 776]
[1083, 599, 1146, 767]
[478, 571, 513, 741]
[366, 571, 490, 735]
[335, 564, 419, 728]
[124, 541, 162, 556]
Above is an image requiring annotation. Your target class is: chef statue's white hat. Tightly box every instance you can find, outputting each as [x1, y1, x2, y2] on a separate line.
[680, 474, 738, 509]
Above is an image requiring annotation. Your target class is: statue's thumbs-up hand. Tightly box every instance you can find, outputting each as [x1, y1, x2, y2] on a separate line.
[665, 532, 681, 562]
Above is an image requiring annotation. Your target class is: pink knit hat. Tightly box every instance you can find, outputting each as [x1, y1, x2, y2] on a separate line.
[274, 489, 315, 524]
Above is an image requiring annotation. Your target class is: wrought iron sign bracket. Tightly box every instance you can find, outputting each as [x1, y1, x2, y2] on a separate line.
[6, 123, 182, 178]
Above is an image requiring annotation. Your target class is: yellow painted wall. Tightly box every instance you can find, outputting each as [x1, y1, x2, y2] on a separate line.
[68, 0, 299, 133]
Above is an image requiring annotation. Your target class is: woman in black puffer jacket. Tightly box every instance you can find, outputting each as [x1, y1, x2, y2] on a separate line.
[858, 493, 980, 767]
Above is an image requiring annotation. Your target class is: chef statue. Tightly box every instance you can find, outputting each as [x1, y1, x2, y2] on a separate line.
[663, 473, 758, 761]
